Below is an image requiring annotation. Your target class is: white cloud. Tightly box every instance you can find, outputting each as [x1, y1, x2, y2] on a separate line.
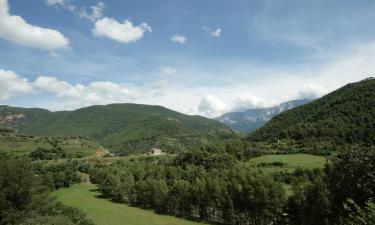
[295, 84, 328, 99]
[0, 69, 33, 101]
[203, 26, 222, 38]
[160, 66, 177, 75]
[46, 0, 65, 6]
[210, 28, 222, 38]
[232, 93, 269, 111]
[33, 76, 138, 109]
[0, 0, 69, 51]
[79, 1, 105, 22]
[171, 34, 187, 44]
[33, 76, 80, 98]
[93, 17, 152, 44]
[198, 94, 228, 118]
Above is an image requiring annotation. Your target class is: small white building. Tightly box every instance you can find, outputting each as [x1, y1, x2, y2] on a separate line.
[149, 148, 163, 156]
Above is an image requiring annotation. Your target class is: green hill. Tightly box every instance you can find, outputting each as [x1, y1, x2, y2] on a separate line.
[0, 129, 100, 158]
[0, 104, 234, 155]
[248, 78, 375, 151]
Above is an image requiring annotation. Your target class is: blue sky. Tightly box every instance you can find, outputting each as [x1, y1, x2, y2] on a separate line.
[0, 0, 375, 117]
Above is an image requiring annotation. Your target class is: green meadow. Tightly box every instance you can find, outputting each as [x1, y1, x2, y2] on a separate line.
[247, 153, 327, 173]
[53, 184, 207, 225]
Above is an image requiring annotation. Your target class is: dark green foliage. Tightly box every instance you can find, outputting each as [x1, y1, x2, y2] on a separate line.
[0, 158, 34, 213]
[88, 150, 286, 225]
[33, 161, 81, 190]
[257, 161, 287, 167]
[340, 199, 375, 225]
[83, 144, 375, 225]
[0, 104, 235, 154]
[0, 158, 93, 225]
[248, 78, 375, 150]
[287, 171, 331, 225]
[327, 147, 375, 217]
[30, 146, 67, 160]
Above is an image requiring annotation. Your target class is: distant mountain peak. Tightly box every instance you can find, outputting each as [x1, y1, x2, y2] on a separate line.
[216, 99, 311, 133]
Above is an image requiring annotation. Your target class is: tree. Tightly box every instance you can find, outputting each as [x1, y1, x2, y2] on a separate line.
[0, 158, 34, 214]
[327, 147, 375, 217]
[340, 200, 375, 225]
[287, 175, 330, 225]
[98, 173, 120, 198]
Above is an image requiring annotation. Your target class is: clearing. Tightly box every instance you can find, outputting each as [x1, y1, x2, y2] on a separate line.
[247, 153, 327, 173]
[52, 184, 207, 225]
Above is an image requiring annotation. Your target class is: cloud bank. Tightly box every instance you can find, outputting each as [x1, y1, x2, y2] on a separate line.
[0, 70, 33, 101]
[33, 76, 138, 108]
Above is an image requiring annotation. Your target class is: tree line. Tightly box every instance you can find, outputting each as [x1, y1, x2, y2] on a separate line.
[84, 145, 375, 225]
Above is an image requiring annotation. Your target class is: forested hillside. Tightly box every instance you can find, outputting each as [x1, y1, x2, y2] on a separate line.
[248, 78, 375, 149]
[0, 104, 235, 154]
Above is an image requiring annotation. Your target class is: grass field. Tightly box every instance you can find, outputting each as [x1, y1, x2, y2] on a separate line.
[247, 154, 327, 173]
[52, 184, 207, 225]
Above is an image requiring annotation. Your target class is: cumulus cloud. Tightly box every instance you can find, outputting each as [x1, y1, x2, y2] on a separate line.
[44, 0, 151, 44]
[93, 17, 152, 44]
[171, 34, 187, 44]
[45, 0, 65, 6]
[79, 1, 105, 22]
[0, 0, 69, 51]
[33, 76, 80, 98]
[0, 69, 33, 101]
[203, 26, 222, 38]
[210, 28, 222, 38]
[198, 94, 228, 118]
[33, 76, 138, 108]
[160, 66, 177, 75]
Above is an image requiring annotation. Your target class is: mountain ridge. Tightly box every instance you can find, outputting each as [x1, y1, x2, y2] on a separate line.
[216, 99, 311, 133]
[0, 103, 235, 155]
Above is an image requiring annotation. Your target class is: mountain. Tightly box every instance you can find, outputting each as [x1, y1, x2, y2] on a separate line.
[248, 78, 375, 150]
[216, 99, 311, 133]
[0, 103, 234, 155]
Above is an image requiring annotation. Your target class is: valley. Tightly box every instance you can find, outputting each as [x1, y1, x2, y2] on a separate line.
[1, 0, 374, 224]
[0, 78, 374, 225]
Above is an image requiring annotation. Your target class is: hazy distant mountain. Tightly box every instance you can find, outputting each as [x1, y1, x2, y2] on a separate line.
[216, 99, 312, 133]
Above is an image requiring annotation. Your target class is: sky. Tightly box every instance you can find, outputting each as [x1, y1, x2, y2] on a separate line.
[0, 0, 375, 117]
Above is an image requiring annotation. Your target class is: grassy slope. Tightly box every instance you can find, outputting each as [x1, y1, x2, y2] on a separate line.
[53, 184, 207, 225]
[0, 132, 99, 157]
[248, 78, 375, 147]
